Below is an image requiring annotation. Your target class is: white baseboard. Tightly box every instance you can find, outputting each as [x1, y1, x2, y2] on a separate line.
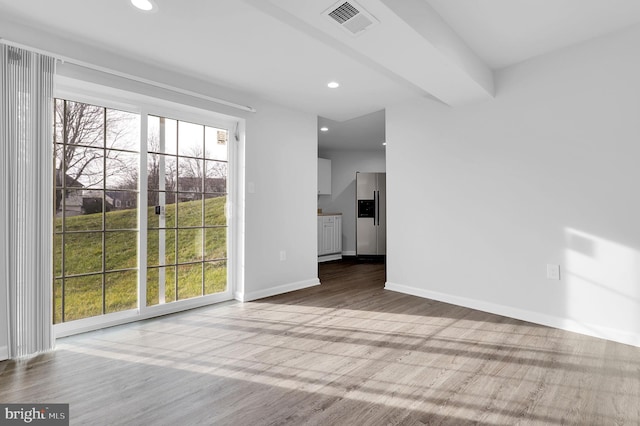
[0, 345, 8, 361]
[235, 278, 320, 302]
[385, 282, 640, 348]
[318, 253, 342, 262]
[342, 250, 356, 256]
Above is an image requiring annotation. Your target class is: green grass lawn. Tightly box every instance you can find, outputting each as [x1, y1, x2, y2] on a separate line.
[54, 196, 228, 323]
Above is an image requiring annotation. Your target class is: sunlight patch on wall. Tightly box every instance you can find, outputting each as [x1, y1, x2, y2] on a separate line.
[563, 228, 640, 337]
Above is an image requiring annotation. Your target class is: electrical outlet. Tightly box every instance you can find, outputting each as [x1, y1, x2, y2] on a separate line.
[280, 250, 286, 261]
[547, 264, 561, 280]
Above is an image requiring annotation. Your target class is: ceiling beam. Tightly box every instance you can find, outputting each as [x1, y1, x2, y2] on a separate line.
[255, 0, 494, 106]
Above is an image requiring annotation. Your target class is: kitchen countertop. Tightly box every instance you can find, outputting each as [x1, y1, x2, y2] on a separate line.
[318, 212, 342, 216]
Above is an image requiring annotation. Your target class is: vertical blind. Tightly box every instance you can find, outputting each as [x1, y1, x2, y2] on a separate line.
[1, 44, 56, 358]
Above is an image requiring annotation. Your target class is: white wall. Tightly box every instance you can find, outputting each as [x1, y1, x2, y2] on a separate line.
[318, 149, 386, 255]
[386, 24, 640, 347]
[241, 102, 319, 300]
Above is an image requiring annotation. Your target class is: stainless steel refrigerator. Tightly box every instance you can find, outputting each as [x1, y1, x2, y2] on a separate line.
[356, 172, 386, 256]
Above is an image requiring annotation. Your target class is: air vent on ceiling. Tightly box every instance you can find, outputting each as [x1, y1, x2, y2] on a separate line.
[324, 1, 379, 36]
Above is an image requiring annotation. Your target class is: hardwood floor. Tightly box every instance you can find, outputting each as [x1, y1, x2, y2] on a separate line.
[1, 258, 639, 425]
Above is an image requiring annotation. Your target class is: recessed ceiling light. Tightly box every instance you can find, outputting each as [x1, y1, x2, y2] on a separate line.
[131, 0, 157, 12]
[327, 81, 340, 89]
[320, 127, 329, 132]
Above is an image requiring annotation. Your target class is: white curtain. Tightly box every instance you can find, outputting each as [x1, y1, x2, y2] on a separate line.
[1, 44, 56, 358]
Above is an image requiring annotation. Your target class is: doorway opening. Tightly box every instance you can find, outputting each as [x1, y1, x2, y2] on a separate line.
[316, 109, 387, 285]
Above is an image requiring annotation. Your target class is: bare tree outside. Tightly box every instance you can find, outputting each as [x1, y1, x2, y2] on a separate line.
[54, 99, 139, 214]
[178, 146, 227, 194]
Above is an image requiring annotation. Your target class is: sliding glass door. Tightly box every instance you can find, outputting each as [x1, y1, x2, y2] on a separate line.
[53, 96, 234, 330]
[146, 115, 229, 306]
[53, 99, 140, 323]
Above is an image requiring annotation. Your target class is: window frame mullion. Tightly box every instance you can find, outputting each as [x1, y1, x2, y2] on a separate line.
[138, 110, 149, 314]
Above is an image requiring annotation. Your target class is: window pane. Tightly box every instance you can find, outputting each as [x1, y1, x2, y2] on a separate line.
[66, 147, 104, 189]
[204, 126, 228, 161]
[105, 150, 138, 190]
[62, 190, 103, 231]
[205, 228, 227, 260]
[178, 121, 203, 157]
[54, 191, 64, 231]
[54, 279, 63, 324]
[177, 194, 203, 228]
[54, 212, 63, 233]
[146, 267, 158, 307]
[146, 266, 177, 306]
[105, 270, 137, 314]
[63, 101, 104, 147]
[165, 265, 177, 303]
[54, 146, 64, 185]
[64, 274, 103, 321]
[106, 109, 139, 152]
[64, 232, 102, 275]
[177, 229, 203, 264]
[178, 158, 203, 192]
[204, 261, 227, 295]
[105, 231, 138, 271]
[204, 194, 226, 226]
[148, 116, 178, 155]
[165, 118, 178, 155]
[148, 115, 160, 151]
[147, 154, 177, 192]
[82, 191, 106, 217]
[106, 191, 137, 230]
[204, 160, 227, 192]
[54, 100, 64, 145]
[147, 229, 159, 267]
[54, 233, 63, 278]
[177, 263, 203, 300]
[165, 194, 177, 227]
[147, 229, 176, 267]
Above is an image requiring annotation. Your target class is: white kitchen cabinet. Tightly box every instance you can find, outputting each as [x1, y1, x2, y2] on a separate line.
[318, 158, 331, 195]
[318, 214, 342, 262]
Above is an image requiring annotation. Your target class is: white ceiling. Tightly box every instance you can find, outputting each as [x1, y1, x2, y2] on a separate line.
[1, 0, 639, 149]
[426, 0, 640, 69]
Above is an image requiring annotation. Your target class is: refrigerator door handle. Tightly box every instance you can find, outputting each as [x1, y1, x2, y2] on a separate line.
[375, 190, 379, 226]
[373, 191, 377, 225]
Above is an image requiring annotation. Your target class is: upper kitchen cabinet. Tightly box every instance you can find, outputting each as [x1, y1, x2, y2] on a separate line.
[318, 158, 331, 195]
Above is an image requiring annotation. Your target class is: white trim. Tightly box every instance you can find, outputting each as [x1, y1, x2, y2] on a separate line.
[137, 109, 148, 313]
[55, 291, 233, 338]
[384, 282, 640, 348]
[227, 120, 242, 317]
[55, 76, 238, 130]
[233, 121, 246, 302]
[235, 279, 320, 302]
[0, 345, 8, 361]
[318, 253, 342, 262]
[342, 250, 356, 256]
